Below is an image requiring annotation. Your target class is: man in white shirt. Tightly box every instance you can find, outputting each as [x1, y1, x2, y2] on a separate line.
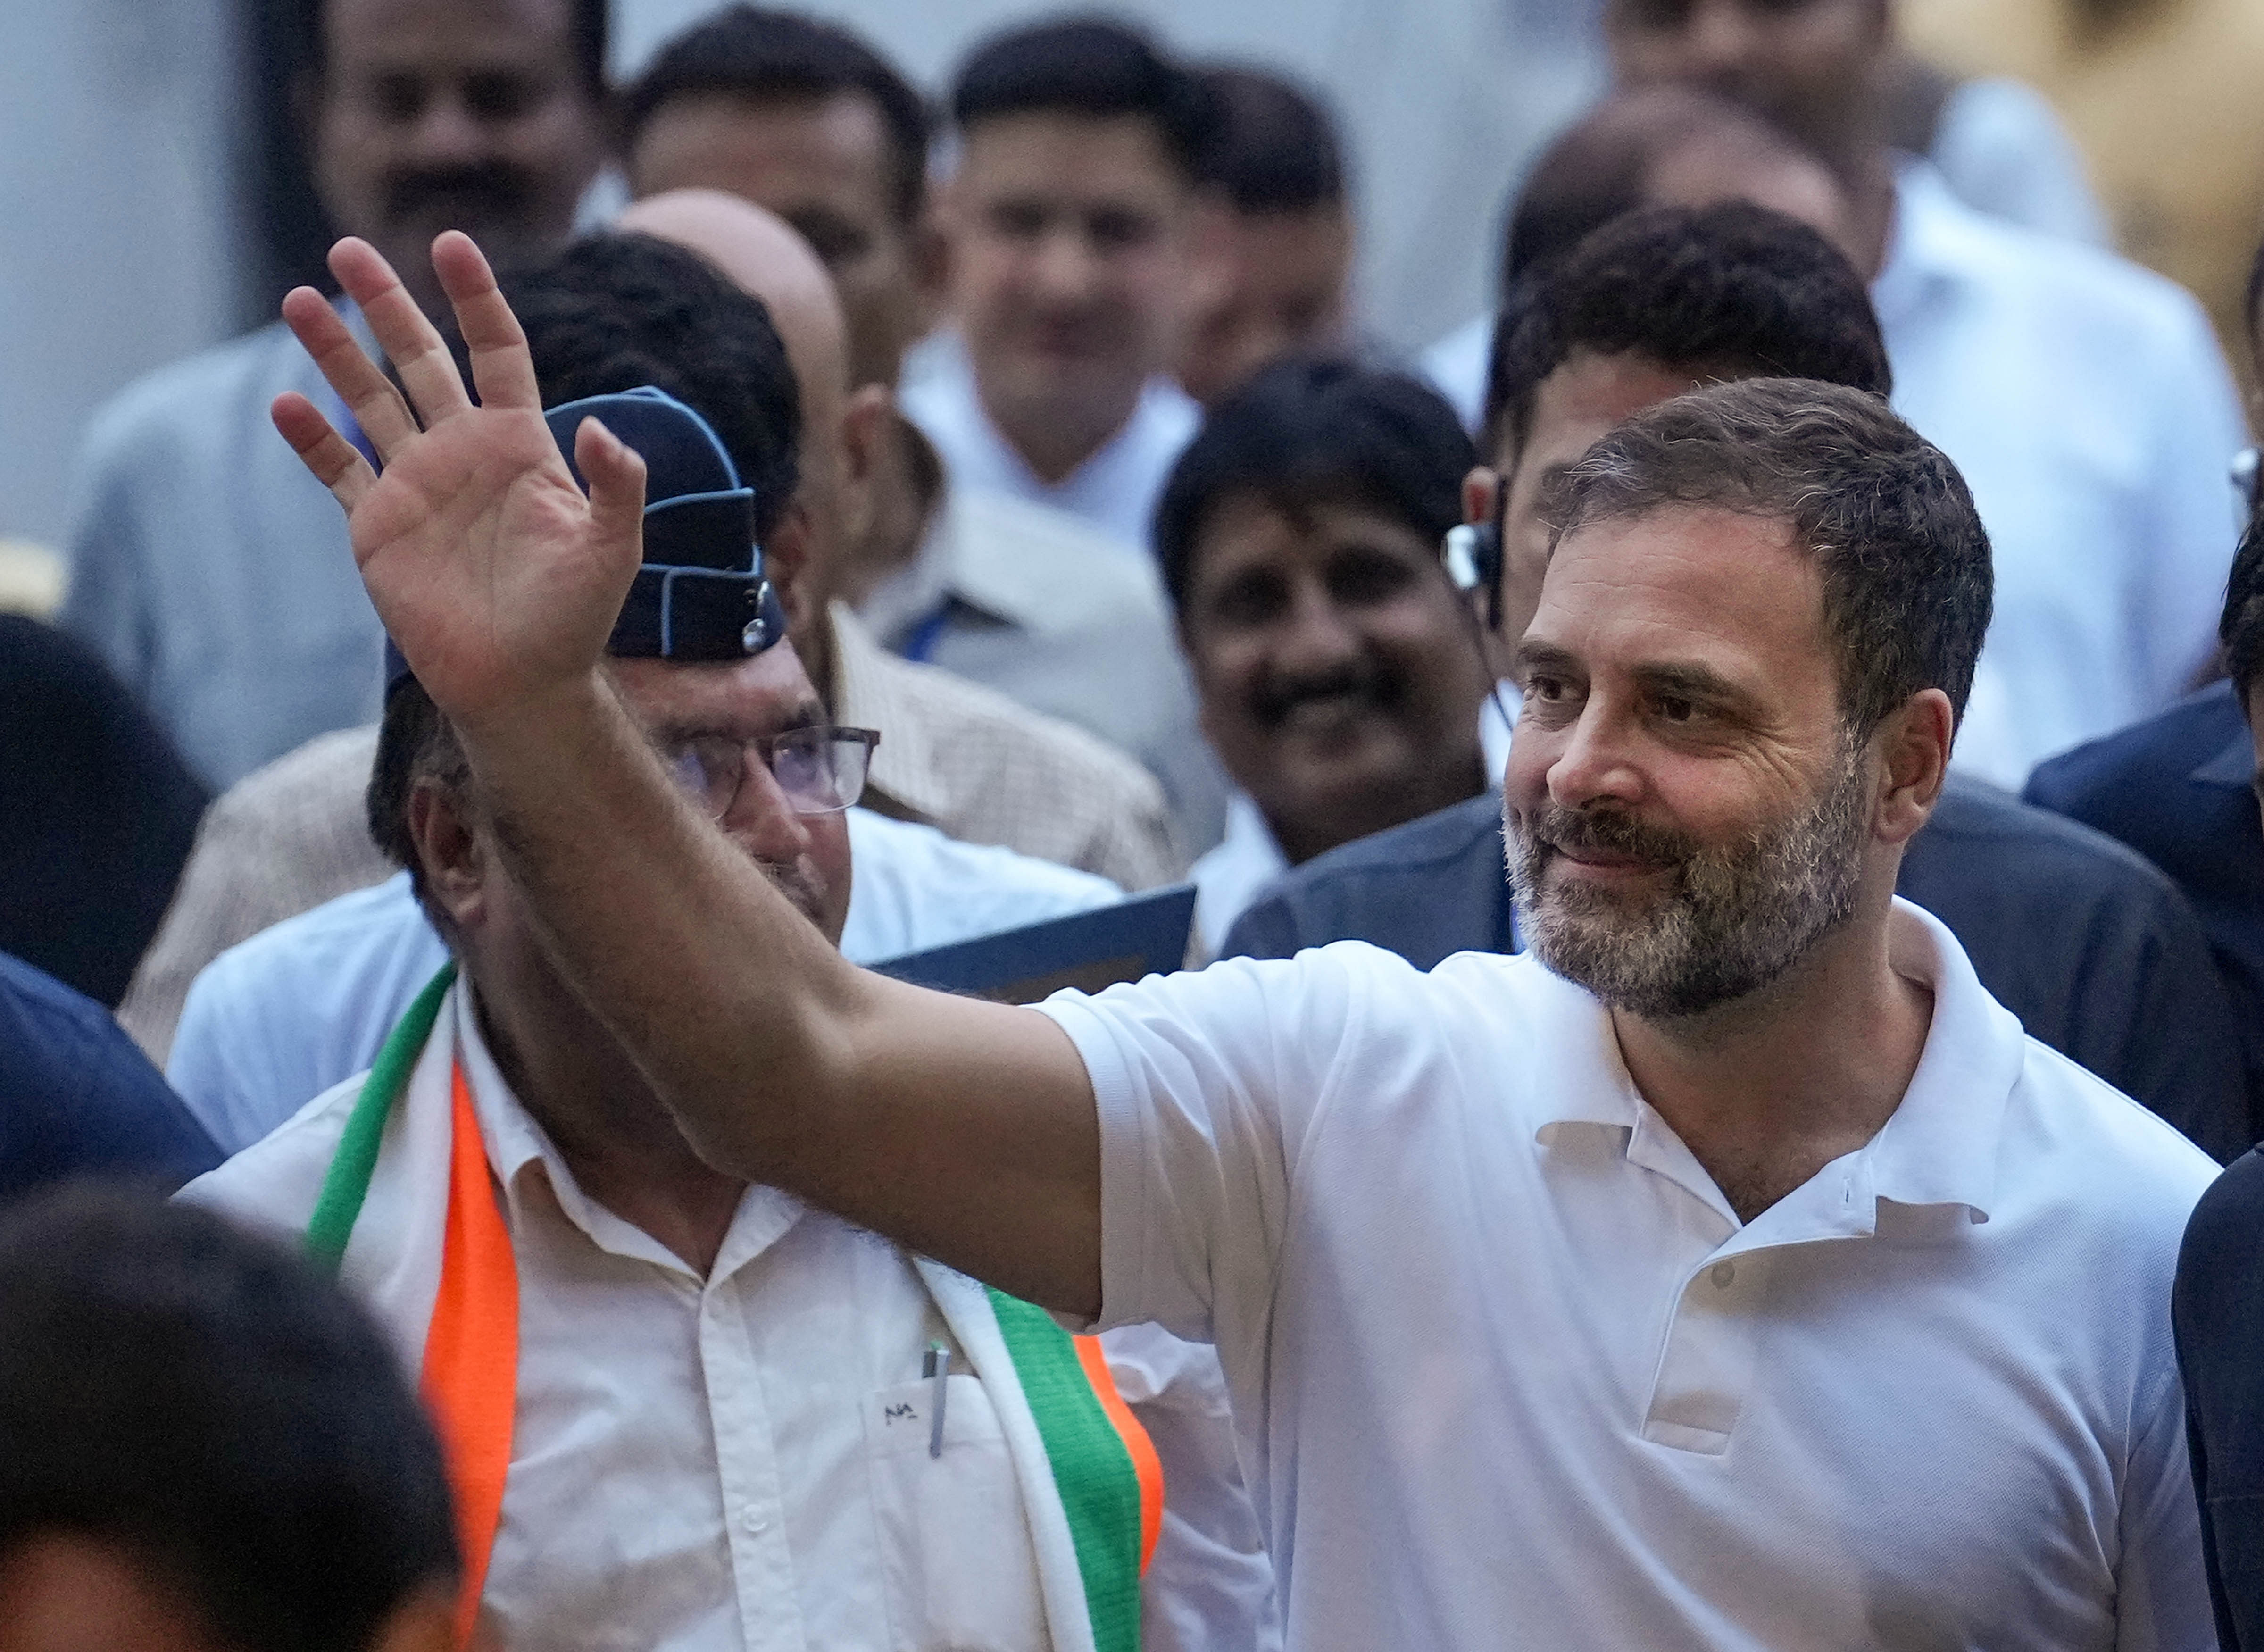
[190, 383, 1274, 1652]
[1599, 0, 2247, 787]
[275, 229, 2220, 1649]
[621, 9, 1226, 852]
[900, 18, 1207, 554]
[1152, 358, 1494, 955]
[167, 808, 1124, 1159]
[59, 0, 610, 789]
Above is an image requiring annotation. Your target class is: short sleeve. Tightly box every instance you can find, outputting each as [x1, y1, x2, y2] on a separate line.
[1033, 948, 1369, 1348]
[2116, 1360, 2216, 1652]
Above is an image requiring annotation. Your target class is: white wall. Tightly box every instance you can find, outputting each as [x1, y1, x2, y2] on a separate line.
[615, 0, 1605, 353]
[0, 0, 246, 548]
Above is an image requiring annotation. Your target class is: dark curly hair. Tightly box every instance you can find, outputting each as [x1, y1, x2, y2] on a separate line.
[1482, 200, 1890, 461]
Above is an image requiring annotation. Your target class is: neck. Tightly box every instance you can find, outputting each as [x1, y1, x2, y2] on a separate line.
[979, 374, 1142, 486]
[471, 976, 747, 1277]
[1842, 146, 1901, 282]
[1608, 884, 1932, 1224]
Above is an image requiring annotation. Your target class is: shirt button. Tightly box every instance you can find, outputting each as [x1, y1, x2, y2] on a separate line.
[1710, 1260, 1736, 1289]
[740, 1506, 768, 1535]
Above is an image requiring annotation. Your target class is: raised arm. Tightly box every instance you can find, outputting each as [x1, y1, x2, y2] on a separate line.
[272, 234, 1102, 1314]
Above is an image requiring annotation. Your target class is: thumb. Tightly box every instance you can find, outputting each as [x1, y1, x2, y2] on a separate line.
[576, 416, 648, 579]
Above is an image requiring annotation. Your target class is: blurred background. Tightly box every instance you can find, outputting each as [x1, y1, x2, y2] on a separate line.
[0, 0, 1607, 551]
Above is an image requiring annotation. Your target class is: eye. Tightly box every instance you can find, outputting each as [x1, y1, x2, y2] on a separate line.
[1324, 547, 1417, 608]
[1088, 209, 1156, 251]
[463, 70, 539, 121]
[1525, 675, 1565, 703]
[1206, 569, 1290, 629]
[1656, 694, 1698, 724]
[368, 72, 426, 124]
[988, 200, 1048, 241]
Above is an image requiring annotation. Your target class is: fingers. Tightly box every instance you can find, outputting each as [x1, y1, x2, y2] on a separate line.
[279, 286, 422, 463]
[432, 231, 542, 412]
[577, 417, 651, 578]
[272, 391, 376, 515]
[327, 237, 474, 429]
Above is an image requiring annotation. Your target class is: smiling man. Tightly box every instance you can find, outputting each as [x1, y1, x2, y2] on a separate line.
[61, 0, 609, 791]
[1154, 358, 1490, 954]
[901, 17, 1211, 552]
[270, 224, 2225, 1646]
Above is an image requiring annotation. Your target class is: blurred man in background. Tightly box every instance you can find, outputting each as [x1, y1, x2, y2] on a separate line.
[2164, 510, 2264, 1647]
[1156, 358, 1492, 955]
[60, 0, 610, 792]
[1176, 65, 1357, 408]
[1235, 200, 2249, 1160]
[902, 17, 1211, 554]
[2027, 239, 2264, 1141]
[624, 7, 1226, 853]
[0, 1190, 457, 1652]
[1600, 0, 2245, 790]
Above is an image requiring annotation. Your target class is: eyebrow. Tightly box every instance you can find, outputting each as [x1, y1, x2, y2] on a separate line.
[1510, 638, 1584, 682]
[1509, 641, 1766, 716]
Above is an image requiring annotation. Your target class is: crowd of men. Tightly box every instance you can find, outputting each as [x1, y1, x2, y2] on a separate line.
[4, 0, 2264, 1647]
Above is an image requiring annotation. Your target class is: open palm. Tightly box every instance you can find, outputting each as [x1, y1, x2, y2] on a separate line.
[271, 234, 648, 730]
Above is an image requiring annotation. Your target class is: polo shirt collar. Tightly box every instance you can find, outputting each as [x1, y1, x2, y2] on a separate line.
[1520, 900, 2023, 1229]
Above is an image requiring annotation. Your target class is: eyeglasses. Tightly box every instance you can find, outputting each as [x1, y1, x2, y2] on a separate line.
[659, 725, 881, 819]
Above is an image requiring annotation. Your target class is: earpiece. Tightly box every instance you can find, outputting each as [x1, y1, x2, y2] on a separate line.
[1443, 521, 1502, 599]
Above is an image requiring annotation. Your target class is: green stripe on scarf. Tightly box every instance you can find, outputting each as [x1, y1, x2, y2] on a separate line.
[305, 962, 458, 1273]
[986, 1286, 1142, 1652]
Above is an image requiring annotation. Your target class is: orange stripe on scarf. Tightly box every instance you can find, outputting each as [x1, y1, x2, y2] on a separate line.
[420, 1064, 519, 1646]
[1071, 1334, 1165, 1571]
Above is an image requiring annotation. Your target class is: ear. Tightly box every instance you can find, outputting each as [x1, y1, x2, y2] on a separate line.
[1462, 466, 1501, 527]
[367, 1582, 464, 1652]
[1871, 687, 1954, 848]
[406, 776, 488, 934]
[839, 384, 895, 492]
[763, 501, 820, 634]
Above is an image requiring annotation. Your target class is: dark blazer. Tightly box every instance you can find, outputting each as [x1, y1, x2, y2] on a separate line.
[1224, 772, 2251, 1160]
[2174, 1147, 2264, 1650]
[2028, 682, 2264, 1143]
[0, 950, 218, 1202]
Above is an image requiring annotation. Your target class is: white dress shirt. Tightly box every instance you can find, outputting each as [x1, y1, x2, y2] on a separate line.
[169, 808, 1122, 1156]
[1190, 690, 1516, 959]
[900, 334, 1200, 554]
[183, 981, 1278, 1652]
[1037, 901, 2217, 1651]
[1876, 160, 2247, 787]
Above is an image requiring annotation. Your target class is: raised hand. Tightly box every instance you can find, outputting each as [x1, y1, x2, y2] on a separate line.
[271, 232, 648, 732]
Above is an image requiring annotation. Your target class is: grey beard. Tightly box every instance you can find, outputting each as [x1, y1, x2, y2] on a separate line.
[1507, 751, 1871, 1021]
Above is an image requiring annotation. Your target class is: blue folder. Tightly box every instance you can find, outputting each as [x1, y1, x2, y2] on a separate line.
[871, 883, 1197, 1002]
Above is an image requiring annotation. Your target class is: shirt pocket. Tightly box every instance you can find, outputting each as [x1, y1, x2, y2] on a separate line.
[863, 1375, 1050, 1652]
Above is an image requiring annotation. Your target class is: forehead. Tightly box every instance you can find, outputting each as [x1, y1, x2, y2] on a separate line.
[633, 92, 895, 212]
[958, 112, 1184, 200]
[1529, 505, 1835, 700]
[1190, 489, 1435, 579]
[1502, 350, 1707, 475]
[610, 644, 824, 733]
[325, 0, 573, 67]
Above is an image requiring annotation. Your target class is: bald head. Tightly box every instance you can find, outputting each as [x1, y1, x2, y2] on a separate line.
[619, 188, 852, 426]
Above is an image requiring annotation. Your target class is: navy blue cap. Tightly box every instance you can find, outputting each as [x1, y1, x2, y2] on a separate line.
[385, 387, 787, 694]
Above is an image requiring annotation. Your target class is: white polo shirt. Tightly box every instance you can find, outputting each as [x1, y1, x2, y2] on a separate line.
[1035, 900, 2218, 1651]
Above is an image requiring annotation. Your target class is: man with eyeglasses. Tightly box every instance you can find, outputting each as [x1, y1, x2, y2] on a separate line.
[158, 232, 1137, 1156]
[182, 381, 1276, 1651]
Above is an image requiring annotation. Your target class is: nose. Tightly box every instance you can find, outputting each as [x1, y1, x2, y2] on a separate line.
[1684, 0, 1762, 77]
[1540, 698, 1647, 813]
[721, 753, 818, 870]
[1272, 576, 1364, 679]
[1031, 224, 1101, 306]
[404, 86, 489, 168]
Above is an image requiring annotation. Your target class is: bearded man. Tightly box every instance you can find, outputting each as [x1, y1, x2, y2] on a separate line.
[279, 230, 2218, 1651]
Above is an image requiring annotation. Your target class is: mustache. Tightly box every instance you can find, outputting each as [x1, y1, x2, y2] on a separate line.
[1250, 660, 1395, 729]
[1522, 802, 1702, 868]
[381, 162, 539, 224]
